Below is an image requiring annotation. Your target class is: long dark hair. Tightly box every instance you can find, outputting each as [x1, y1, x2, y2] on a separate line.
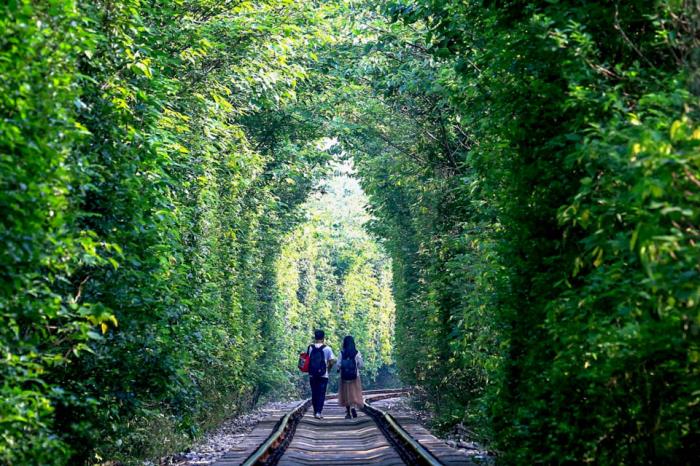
[342, 335, 357, 359]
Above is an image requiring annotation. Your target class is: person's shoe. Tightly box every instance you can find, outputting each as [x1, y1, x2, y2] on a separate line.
[313, 412, 321, 419]
[351, 408, 358, 418]
[345, 412, 352, 419]
[318, 413, 324, 419]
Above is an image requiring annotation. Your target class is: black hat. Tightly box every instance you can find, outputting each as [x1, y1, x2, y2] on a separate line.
[314, 329, 325, 340]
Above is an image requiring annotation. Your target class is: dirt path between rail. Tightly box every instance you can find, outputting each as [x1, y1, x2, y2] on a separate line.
[156, 393, 494, 466]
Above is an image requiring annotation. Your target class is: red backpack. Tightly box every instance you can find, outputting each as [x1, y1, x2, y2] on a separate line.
[298, 349, 310, 372]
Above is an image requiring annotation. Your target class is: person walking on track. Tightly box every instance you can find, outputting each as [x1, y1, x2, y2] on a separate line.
[338, 335, 364, 419]
[307, 329, 335, 419]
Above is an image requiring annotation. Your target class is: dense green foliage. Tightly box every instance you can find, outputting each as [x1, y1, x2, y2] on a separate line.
[2, 0, 699, 464]
[1, 0, 335, 463]
[336, 0, 699, 463]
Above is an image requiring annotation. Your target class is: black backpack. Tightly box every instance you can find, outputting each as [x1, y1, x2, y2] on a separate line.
[308, 345, 327, 377]
[340, 351, 358, 381]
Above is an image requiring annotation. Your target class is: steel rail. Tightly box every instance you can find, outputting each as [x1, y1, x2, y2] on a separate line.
[363, 394, 444, 466]
[241, 398, 311, 466]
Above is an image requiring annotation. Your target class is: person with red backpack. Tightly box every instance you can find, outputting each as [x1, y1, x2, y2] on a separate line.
[303, 330, 335, 419]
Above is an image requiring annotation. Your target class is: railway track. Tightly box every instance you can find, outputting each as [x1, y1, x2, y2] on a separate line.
[213, 389, 475, 466]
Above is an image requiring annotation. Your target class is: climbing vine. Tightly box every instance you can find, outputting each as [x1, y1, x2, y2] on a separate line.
[270, 170, 396, 395]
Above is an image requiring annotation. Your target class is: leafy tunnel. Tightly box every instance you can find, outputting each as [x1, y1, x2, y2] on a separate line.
[1, 1, 698, 465]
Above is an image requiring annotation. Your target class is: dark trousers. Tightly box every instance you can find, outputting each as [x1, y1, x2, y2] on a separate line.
[309, 376, 328, 414]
